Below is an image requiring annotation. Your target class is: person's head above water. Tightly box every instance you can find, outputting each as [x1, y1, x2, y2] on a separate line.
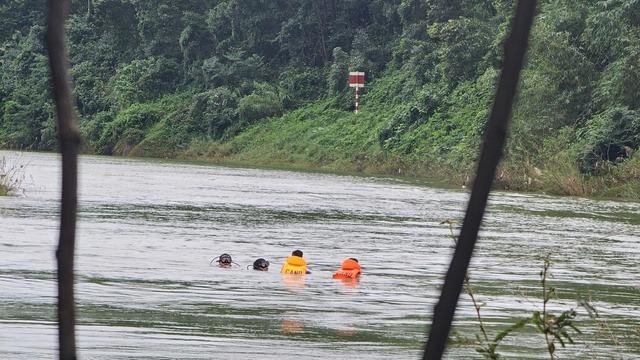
[217, 253, 232, 267]
[333, 257, 361, 279]
[253, 258, 270, 271]
[282, 250, 309, 274]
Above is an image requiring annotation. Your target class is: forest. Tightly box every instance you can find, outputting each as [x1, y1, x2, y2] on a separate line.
[1, 0, 639, 197]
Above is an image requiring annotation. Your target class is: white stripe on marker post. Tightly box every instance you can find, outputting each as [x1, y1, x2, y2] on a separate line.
[348, 72, 365, 114]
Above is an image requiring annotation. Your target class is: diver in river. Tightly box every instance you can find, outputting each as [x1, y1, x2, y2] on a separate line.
[251, 258, 270, 271]
[280, 249, 311, 274]
[210, 253, 235, 268]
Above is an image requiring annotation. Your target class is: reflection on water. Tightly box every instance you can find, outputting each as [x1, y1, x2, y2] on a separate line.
[336, 278, 360, 288]
[281, 275, 306, 289]
[281, 312, 304, 335]
[335, 328, 358, 338]
[0, 151, 639, 359]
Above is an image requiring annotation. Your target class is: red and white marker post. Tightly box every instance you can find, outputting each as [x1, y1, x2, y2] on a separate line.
[348, 71, 365, 114]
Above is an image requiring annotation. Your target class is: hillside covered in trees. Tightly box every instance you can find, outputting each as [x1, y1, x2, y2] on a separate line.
[1, 0, 639, 197]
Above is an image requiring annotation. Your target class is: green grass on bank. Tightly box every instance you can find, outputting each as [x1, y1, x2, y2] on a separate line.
[183, 127, 640, 201]
[178, 72, 640, 200]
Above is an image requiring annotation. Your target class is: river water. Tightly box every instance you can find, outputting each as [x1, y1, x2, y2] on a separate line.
[0, 151, 638, 359]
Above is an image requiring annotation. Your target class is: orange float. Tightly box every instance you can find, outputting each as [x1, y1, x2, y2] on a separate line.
[332, 258, 361, 279]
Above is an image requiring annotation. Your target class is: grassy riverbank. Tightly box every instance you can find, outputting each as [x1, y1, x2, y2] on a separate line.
[179, 130, 640, 201]
[174, 73, 640, 200]
[181, 138, 640, 200]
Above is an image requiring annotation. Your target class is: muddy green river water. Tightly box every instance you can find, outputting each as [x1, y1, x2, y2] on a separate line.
[0, 151, 638, 359]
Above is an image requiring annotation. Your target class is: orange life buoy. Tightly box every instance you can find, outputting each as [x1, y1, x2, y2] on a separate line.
[332, 258, 361, 279]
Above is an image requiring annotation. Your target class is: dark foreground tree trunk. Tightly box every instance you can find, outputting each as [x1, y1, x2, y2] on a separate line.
[423, 1, 537, 359]
[46, 0, 80, 359]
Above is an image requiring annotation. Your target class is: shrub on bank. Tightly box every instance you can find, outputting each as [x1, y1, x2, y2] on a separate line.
[95, 103, 161, 155]
[577, 107, 640, 173]
[0, 156, 25, 196]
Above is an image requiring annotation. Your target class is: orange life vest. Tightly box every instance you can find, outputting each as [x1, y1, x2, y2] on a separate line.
[332, 258, 361, 279]
[280, 255, 307, 275]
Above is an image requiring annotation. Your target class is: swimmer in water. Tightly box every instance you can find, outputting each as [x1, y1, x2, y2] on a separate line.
[210, 253, 234, 268]
[332, 258, 361, 279]
[252, 258, 270, 271]
[280, 249, 311, 275]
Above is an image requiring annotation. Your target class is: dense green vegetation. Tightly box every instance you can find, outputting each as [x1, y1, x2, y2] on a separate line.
[1, 0, 639, 197]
